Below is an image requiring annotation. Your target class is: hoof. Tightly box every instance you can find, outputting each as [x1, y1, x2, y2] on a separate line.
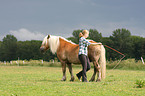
[96, 79, 101, 82]
[89, 78, 95, 82]
[70, 76, 75, 81]
[61, 78, 66, 81]
[89, 80, 94, 82]
[70, 79, 74, 82]
[82, 80, 88, 82]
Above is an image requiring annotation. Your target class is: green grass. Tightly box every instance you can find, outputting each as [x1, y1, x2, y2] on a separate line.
[0, 66, 145, 96]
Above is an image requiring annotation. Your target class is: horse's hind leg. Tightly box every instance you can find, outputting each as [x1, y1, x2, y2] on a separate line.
[90, 61, 101, 82]
[94, 60, 101, 82]
[67, 64, 75, 81]
[89, 61, 97, 82]
[94, 56, 101, 82]
[96, 64, 101, 82]
[61, 63, 66, 81]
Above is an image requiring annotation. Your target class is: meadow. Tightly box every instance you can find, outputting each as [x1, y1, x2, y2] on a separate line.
[0, 60, 145, 96]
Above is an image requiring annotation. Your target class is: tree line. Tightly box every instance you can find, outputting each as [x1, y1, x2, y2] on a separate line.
[0, 28, 145, 62]
[0, 35, 56, 61]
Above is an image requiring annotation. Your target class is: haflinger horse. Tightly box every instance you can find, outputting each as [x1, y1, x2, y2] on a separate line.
[40, 35, 106, 82]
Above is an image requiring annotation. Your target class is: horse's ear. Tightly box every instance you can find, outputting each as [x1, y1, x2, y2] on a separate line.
[47, 35, 50, 39]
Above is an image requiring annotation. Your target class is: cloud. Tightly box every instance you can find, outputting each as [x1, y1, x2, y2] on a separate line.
[0, 35, 4, 41]
[9, 28, 45, 41]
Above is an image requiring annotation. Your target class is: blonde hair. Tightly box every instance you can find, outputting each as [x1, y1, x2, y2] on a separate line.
[79, 30, 89, 38]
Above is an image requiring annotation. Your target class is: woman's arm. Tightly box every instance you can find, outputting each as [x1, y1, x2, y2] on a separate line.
[82, 38, 91, 45]
[90, 42, 102, 46]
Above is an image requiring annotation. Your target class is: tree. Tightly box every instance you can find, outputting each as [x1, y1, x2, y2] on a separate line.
[0, 35, 17, 61]
[67, 37, 77, 44]
[0, 41, 1, 47]
[89, 29, 102, 42]
[16, 40, 56, 61]
[101, 37, 115, 61]
[109, 28, 133, 59]
[131, 36, 145, 61]
[72, 29, 83, 44]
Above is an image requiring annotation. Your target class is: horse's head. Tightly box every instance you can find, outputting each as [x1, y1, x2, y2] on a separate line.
[40, 35, 60, 54]
[40, 35, 50, 53]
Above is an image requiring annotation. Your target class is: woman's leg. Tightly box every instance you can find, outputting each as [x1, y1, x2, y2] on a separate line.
[86, 56, 91, 71]
[77, 54, 88, 82]
[76, 55, 91, 77]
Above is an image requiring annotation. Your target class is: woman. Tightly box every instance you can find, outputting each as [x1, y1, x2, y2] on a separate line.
[76, 30, 102, 82]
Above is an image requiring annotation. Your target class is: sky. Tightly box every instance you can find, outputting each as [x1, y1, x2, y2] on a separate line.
[0, 0, 145, 41]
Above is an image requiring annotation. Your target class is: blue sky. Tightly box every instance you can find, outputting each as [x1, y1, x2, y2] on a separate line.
[0, 0, 145, 41]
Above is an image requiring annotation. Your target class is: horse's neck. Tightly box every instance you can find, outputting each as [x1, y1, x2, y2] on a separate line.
[57, 38, 79, 57]
[58, 38, 79, 53]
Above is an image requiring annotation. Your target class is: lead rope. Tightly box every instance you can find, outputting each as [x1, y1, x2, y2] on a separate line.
[104, 45, 125, 70]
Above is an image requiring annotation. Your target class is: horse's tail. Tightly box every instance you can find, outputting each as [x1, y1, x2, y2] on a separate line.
[99, 45, 106, 79]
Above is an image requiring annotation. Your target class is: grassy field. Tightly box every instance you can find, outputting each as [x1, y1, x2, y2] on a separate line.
[0, 66, 144, 96]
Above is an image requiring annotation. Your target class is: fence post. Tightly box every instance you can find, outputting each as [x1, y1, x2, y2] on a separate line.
[4, 61, 6, 65]
[42, 60, 43, 64]
[10, 61, 12, 65]
[18, 57, 19, 66]
[141, 57, 144, 64]
[23, 61, 25, 64]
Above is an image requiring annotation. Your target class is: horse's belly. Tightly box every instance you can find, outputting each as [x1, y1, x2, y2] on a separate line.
[68, 57, 81, 64]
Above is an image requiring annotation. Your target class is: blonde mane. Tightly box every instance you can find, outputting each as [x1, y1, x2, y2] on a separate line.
[42, 36, 48, 45]
[48, 35, 60, 54]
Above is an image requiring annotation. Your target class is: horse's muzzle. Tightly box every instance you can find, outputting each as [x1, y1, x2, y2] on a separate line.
[40, 47, 45, 53]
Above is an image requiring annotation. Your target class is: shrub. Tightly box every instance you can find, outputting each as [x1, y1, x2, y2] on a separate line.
[135, 79, 145, 88]
[107, 59, 145, 70]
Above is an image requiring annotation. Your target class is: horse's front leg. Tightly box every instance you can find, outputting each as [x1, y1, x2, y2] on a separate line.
[61, 62, 66, 81]
[67, 64, 75, 81]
